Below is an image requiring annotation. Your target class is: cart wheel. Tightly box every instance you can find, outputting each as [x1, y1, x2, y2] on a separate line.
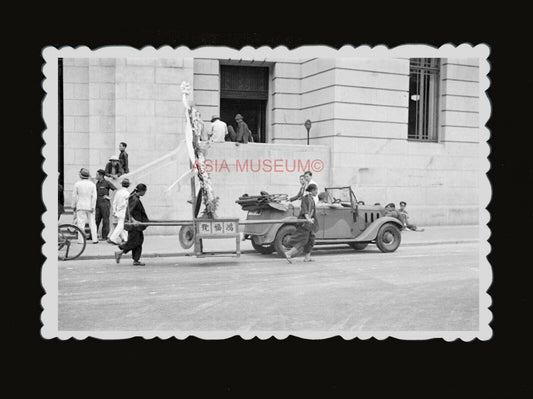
[58, 224, 87, 261]
[251, 237, 275, 254]
[273, 225, 297, 257]
[349, 242, 369, 250]
[376, 223, 401, 253]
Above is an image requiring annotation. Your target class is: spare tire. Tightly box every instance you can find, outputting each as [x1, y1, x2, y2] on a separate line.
[179, 225, 195, 249]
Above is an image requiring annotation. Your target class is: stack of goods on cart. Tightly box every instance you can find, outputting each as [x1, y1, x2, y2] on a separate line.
[235, 191, 289, 212]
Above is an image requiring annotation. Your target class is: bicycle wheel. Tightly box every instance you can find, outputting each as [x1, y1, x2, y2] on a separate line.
[58, 224, 87, 261]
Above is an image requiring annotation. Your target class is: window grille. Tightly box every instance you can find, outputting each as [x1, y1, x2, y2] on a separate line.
[408, 58, 440, 141]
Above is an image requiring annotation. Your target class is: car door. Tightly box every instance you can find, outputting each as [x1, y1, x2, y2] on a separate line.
[320, 205, 354, 239]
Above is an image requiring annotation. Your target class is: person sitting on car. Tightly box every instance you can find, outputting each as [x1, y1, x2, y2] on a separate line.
[384, 203, 402, 221]
[398, 201, 424, 232]
[317, 192, 328, 204]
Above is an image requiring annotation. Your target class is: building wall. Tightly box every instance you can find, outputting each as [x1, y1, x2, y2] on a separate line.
[63, 57, 194, 234]
[62, 56, 481, 233]
[193, 58, 219, 123]
[327, 58, 480, 225]
[268, 57, 480, 225]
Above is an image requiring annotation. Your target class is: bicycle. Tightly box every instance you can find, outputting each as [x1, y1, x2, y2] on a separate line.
[58, 223, 87, 261]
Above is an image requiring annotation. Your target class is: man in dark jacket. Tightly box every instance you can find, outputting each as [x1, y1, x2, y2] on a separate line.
[95, 169, 116, 240]
[234, 114, 253, 143]
[114, 183, 149, 266]
[119, 142, 129, 174]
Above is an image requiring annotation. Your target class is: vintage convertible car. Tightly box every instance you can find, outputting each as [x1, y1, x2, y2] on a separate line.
[239, 186, 403, 257]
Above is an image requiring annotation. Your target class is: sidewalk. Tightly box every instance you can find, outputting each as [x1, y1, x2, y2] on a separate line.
[75, 225, 481, 260]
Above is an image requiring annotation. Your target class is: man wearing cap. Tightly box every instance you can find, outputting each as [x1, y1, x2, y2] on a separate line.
[209, 115, 228, 143]
[234, 114, 253, 144]
[105, 155, 124, 179]
[71, 168, 98, 244]
[95, 169, 117, 241]
[108, 178, 131, 245]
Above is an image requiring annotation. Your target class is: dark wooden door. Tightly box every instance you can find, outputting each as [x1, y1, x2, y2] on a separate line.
[219, 65, 269, 143]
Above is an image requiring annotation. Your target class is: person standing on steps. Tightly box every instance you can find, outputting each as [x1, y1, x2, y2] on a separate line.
[118, 142, 129, 174]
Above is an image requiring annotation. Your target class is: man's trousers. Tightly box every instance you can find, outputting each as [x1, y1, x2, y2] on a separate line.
[95, 199, 111, 239]
[75, 210, 98, 244]
[119, 229, 144, 262]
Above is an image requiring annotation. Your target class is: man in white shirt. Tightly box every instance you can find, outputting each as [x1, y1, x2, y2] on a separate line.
[108, 178, 131, 245]
[209, 115, 228, 143]
[71, 168, 98, 244]
[304, 171, 319, 204]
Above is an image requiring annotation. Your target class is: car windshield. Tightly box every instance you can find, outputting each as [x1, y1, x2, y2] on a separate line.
[325, 187, 353, 204]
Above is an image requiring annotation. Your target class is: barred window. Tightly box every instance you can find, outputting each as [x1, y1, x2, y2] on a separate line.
[408, 58, 440, 141]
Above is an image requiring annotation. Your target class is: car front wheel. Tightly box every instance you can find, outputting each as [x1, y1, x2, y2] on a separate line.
[376, 224, 401, 253]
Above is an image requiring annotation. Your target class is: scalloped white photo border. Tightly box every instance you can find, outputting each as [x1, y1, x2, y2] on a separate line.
[41, 43, 492, 340]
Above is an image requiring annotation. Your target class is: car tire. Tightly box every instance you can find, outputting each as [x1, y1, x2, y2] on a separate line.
[273, 225, 297, 257]
[376, 223, 401, 253]
[251, 237, 275, 254]
[349, 242, 368, 250]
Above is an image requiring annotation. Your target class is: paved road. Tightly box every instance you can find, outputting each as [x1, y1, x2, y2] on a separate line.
[58, 243, 479, 332]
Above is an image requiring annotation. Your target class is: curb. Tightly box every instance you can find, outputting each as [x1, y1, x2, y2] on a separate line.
[74, 239, 480, 261]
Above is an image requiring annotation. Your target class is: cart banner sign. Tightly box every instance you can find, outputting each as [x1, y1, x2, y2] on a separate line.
[196, 219, 239, 237]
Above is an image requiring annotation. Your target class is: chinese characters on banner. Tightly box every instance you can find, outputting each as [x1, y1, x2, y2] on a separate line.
[196, 220, 238, 237]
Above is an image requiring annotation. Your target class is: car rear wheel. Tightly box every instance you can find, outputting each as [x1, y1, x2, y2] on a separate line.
[251, 237, 275, 254]
[273, 225, 297, 257]
[376, 223, 401, 253]
[349, 242, 368, 250]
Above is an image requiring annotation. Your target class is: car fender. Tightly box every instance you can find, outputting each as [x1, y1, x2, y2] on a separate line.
[249, 217, 300, 245]
[354, 216, 403, 242]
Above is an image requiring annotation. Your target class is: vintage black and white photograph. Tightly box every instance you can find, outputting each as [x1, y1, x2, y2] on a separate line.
[41, 44, 491, 340]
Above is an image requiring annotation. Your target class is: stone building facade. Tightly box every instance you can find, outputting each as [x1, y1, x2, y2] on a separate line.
[60, 56, 480, 233]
